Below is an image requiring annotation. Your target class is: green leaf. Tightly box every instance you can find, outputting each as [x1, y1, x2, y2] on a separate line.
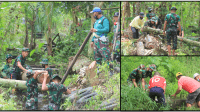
[30, 49, 36, 57]
[38, 43, 45, 49]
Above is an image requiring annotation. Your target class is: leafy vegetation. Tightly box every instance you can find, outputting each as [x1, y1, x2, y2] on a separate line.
[0, 1, 120, 110]
[121, 56, 200, 110]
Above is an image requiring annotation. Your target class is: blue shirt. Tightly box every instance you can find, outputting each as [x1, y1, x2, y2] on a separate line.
[92, 16, 110, 42]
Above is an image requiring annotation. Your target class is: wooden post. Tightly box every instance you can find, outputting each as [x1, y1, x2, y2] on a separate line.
[61, 31, 93, 84]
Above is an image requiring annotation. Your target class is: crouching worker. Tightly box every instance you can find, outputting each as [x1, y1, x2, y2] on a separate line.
[42, 73, 72, 110]
[1, 54, 13, 79]
[26, 70, 46, 110]
[148, 72, 166, 106]
[172, 72, 200, 108]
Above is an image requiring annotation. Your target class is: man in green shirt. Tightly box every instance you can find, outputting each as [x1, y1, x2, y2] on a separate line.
[11, 48, 29, 80]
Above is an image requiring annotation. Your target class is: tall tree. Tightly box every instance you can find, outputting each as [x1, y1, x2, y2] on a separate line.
[135, 2, 140, 15]
[44, 2, 54, 56]
[132, 2, 135, 17]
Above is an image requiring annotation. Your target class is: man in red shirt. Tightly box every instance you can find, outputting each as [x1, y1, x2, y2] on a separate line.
[148, 72, 166, 105]
[171, 72, 200, 108]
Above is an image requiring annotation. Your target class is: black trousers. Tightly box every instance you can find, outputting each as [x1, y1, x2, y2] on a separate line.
[131, 27, 139, 39]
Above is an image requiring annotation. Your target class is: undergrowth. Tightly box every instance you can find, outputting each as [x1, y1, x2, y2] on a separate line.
[121, 56, 200, 110]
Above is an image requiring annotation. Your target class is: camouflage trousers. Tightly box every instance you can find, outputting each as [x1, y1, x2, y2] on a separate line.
[26, 98, 38, 110]
[166, 28, 177, 50]
[93, 38, 111, 65]
[114, 40, 120, 61]
[48, 102, 60, 110]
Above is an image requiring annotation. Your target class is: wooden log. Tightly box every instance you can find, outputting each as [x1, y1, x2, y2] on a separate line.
[0, 78, 42, 90]
[143, 26, 200, 47]
[21, 70, 50, 84]
[177, 36, 200, 47]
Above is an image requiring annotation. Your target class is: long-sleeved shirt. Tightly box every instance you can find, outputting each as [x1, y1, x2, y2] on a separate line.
[129, 16, 145, 30]
[92, 16, 110, 42]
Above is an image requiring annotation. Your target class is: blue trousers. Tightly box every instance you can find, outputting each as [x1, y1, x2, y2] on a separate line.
[131, 27, 139, 39]
[149, 86, 165, 105]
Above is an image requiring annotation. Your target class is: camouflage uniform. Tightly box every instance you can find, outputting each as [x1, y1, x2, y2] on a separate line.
[112, 21, 120, 62]
[144, 20, 156, 28]
[145, 64, 157, 78]
[2, 63, 12, 78]
[47, 82, 68, 110]
[127, 67, 146, 87]
[12, 54, 26, 80]
[46, 68, 53, 78]
[1, 54, 13, 78]
[177, 26, 183, 36]
[92, 16, 110, 65]
[26, 70, 38, 110]
[165, 8, 181, 50]
[146, 7, 153, 20]
[40, 59, 53, 80]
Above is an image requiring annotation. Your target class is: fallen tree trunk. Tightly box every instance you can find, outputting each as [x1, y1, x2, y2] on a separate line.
[0, 78, 42, 90]
[177, 36, 200, 47]
[143, 26, 200, 47]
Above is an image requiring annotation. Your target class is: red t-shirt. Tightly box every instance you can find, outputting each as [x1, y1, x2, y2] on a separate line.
[148, 75, 166, 90]
[178, 76, 200, 93]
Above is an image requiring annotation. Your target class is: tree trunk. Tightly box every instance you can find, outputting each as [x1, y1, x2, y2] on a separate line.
[122, 2, 125, 30]
[24, 5, 29, 47]
[135, 2, 140, 15]
[143, 26, 200, 47]
[125, 2, 130, 28]
[45, 2, 54, 56]
[132, 2, 135, 17]
[88, 2, 104, 58]
[0, 78, 42, 90]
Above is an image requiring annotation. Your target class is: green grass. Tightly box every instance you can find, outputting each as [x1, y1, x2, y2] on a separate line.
[121, 56, 200, 110]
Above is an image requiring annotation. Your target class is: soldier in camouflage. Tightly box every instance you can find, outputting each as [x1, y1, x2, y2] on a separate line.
[26, 69, 46, 110]
[163, 7, 181, 55]
[127, 64, 146, 90]
[146, 7, 153, 21]
[40, 59, 53, 79]
[11, 48, 30, 80]
[42, 73, 72, 110]
[144, 64, 157, 78]
[112, 12, 120, 62]
[1, 54, 13, 79]
[149, 13, 162, 29]
[144, 17, 157, 28]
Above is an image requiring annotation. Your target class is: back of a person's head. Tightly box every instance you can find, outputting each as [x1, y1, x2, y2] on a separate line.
[154, 71, 161, 76]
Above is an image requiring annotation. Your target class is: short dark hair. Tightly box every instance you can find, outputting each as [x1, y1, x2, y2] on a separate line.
[177, 75, 183, 78]
[154, 72, 161, 76]
[98, 12, 102, 14]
